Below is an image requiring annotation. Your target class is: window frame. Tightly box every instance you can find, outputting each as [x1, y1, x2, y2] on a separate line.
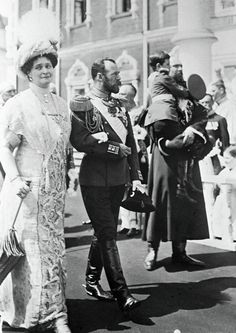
[107, 0, 138, 21]
[215, 0, 236, 17]
[65, 0, 92, 30]
[73, 0, 87, 26]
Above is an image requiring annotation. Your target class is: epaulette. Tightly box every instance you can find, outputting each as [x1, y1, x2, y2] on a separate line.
[70, 95, 93, 112]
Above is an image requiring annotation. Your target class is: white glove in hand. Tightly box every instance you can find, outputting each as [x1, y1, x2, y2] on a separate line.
[12, 176, 31, 199]
[132, 180, 146, 193]
[183, 127, 195, 146]
[92, 132, 108, 143]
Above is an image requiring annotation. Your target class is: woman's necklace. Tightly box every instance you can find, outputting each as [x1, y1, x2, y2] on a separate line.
[34, 91, 59, 118]
[40, 93, 51, 115]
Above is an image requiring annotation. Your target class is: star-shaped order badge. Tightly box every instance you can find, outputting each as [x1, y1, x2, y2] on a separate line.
[102, 97, 128, 127]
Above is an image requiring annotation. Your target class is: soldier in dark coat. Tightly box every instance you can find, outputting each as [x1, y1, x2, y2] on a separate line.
[143, 51, 210, 271]
[70, 58, 143, 313]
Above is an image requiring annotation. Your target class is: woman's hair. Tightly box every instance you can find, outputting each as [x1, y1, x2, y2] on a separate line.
[224, 145, 236, 158]
[149, 51, 170, 71]
[21, 53, 57, 76]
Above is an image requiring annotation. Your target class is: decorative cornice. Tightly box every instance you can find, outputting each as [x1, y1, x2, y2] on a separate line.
[59, 34, 142, 57]
[172, 30, 217, 44]
[59, 27, 177, 57]
[144, 26, 177, 40]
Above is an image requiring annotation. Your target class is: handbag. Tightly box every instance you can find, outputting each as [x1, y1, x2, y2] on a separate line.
[121, 189, 156, 213]
[0, 196, 26, 285]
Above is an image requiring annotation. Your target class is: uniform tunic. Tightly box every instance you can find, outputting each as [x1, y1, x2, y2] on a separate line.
[70, 95, 142, 241]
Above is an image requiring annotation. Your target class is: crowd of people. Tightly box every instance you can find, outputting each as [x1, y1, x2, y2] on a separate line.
[1, 10, 236, 333]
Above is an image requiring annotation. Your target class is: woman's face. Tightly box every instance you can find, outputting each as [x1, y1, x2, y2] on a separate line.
[29, 56, 54, 88]
[224, 151, 236, 170]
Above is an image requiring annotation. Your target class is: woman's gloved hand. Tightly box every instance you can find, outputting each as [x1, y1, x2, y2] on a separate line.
[11, 176, 31, 199]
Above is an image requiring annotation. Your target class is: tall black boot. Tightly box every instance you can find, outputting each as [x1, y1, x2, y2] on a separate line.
[100, 239, 141, 312]
[172, 241, 205, 267]
[85, 237, 114, 301]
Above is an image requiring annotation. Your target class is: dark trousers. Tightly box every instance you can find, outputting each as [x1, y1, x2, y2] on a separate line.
[80, 185, 125, 242]
[81, 185, 135, 305]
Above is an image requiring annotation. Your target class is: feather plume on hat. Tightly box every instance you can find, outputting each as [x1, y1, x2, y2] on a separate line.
[16, 8, 61, 78]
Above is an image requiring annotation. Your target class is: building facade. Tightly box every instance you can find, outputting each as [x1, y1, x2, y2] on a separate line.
[4, 0, 236, 105]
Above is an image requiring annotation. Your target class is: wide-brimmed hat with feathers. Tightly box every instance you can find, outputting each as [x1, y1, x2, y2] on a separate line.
[16, 8, 60, 78]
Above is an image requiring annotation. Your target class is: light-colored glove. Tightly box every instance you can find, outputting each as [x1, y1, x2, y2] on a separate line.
[68, 168, 78, 181]
[207, 146, 221, 157]
[132, 180, 146, 193]
[183, 127, 195, 146]
[119, 144, 131, 157]
[92, 132, 108, 143]
[12, 176, 31, 199]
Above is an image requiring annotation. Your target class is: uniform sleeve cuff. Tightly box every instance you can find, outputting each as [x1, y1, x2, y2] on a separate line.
[188, 126, 207, 143]
[158, 138, 170, 156]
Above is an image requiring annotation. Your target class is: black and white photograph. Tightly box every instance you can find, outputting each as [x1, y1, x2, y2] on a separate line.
[0, 1, 236, 332]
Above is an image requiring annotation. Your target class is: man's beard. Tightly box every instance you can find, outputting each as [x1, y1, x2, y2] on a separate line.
[173, 72, 186, 87]
[103, 77, 120, 94]
[173, 72, 183, 82]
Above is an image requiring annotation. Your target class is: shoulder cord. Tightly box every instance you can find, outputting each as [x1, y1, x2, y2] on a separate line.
[72, 107, 103, 133]
[85, 106, 103, 133]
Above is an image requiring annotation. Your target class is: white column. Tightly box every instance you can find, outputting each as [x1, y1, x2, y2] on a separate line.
[48, 0, 54, 11]
[142, 0, 148, 104]
[172, 0, 217, 86]
[32, 0, 40, 10]
[65, 0, 73, 33]
[106, 0, 113, 23]
[86, 0, 92, 28]
[131, 0, 139, 19]
[55, 0, 60, 94]
[5, 0, 19, 85]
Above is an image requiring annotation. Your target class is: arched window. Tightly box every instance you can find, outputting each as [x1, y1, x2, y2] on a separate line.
[64, 59, 89, 102]
[116, 50, 140, 104]
[65, 59, 89, 168]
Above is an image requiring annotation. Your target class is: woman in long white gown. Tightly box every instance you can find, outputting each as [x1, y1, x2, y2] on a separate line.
[0, 38, 71, 332]
[212, 146, 236, 242]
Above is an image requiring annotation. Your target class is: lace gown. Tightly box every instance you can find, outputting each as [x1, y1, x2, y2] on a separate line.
[0, 87, 71, 329]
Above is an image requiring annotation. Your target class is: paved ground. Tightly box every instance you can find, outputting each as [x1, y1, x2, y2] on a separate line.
[3, 190, 236, 333]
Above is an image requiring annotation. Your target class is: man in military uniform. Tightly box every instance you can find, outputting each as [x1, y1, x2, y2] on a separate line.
[70, 58, 143, 313]
[143, 51, 210, 271]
